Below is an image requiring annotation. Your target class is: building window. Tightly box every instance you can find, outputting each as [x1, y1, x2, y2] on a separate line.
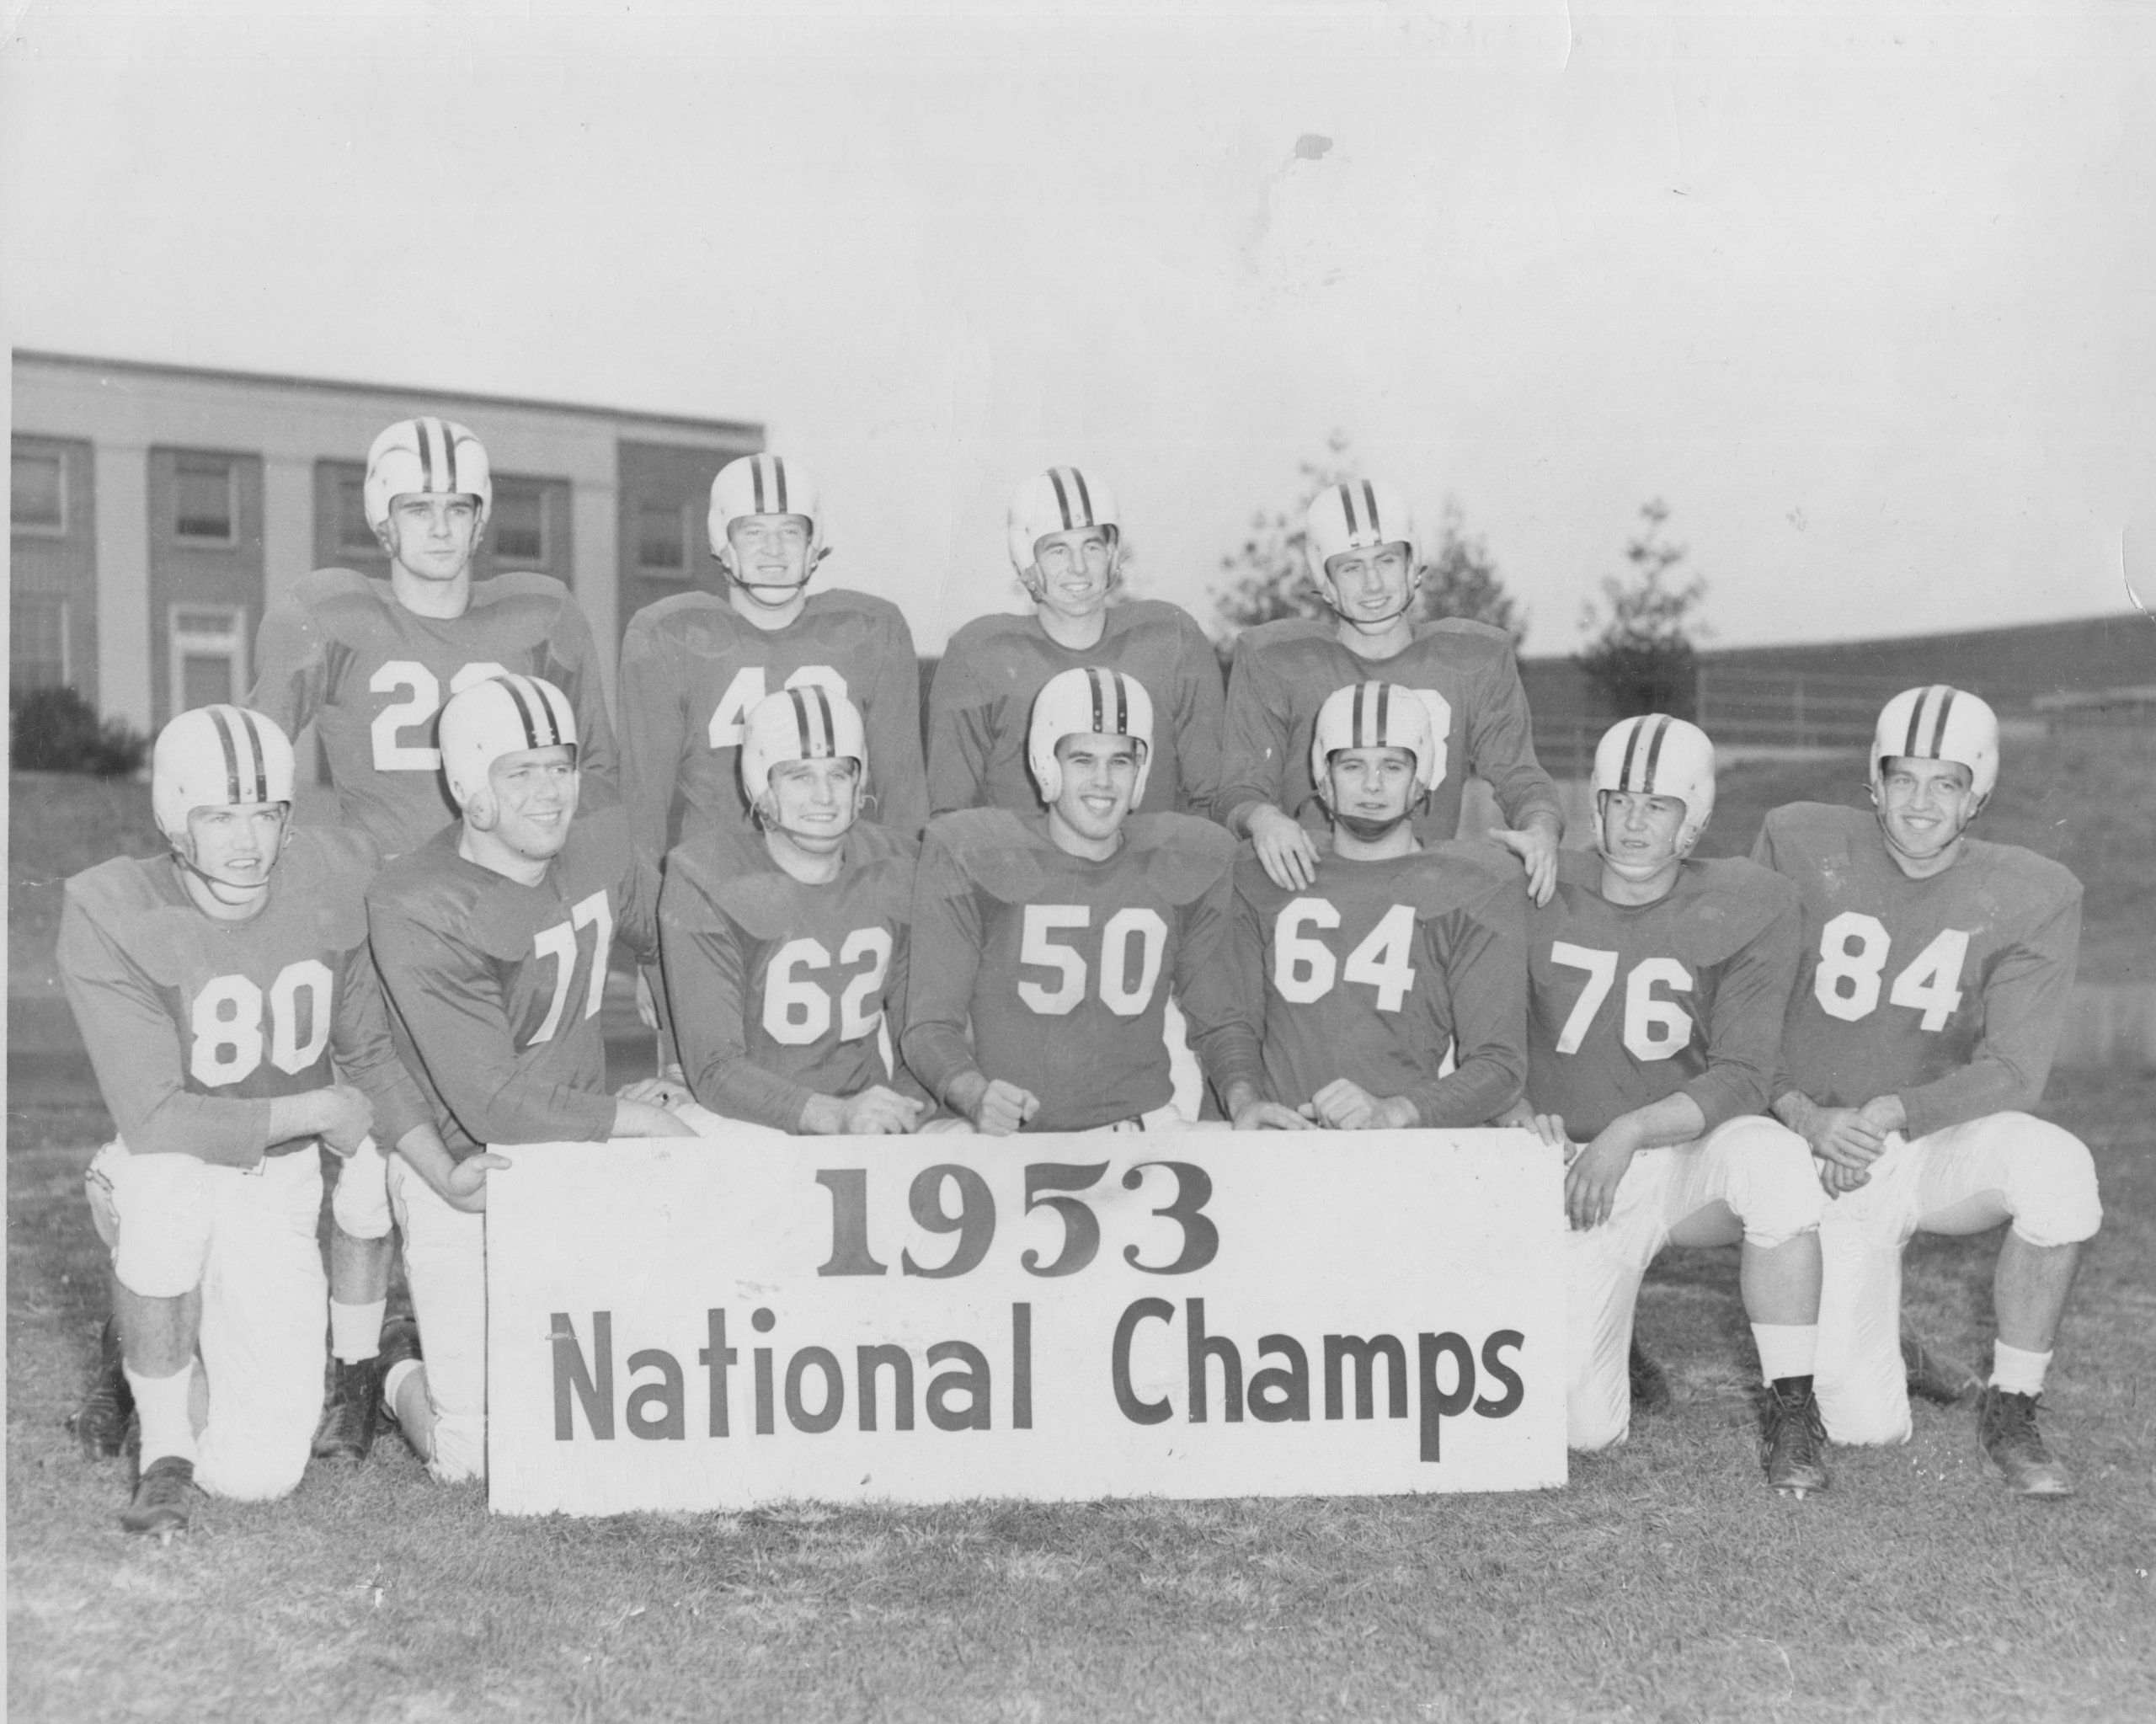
[337, 473, 379, 552]
[173, 456, 237, 543]
[636, 499, 691, 575]
[493, 480, 547, 563]
[13, 450, 67, 534]
[11, 596, 70, 691]
[169, 605, 248, 716]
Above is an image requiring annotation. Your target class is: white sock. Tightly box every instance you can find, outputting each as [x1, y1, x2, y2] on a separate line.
[125, 1364, 197, 1466]
[382, 1358, 424, 1428]
[1752, 1323, 1819, 1384]
[1990, 1341, 2052, 1397]
[330, 1299, 387, 1364]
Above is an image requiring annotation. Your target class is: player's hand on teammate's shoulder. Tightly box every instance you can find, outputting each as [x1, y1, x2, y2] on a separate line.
[1301, 1079, 1415, 1132]
[1486, 815, 1561, 906]
[1248, 805, 1321, 892]
[318, 1083, 377, 1156]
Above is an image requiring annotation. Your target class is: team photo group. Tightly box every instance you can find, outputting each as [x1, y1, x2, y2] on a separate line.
[59, 413, 2100, 1540]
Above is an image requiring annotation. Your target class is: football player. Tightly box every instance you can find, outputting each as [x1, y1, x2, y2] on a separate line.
[659, 687, 930, 1135]
[249, 415, 619, 1460]
[928, 466, 1225, 820]
[905, 667, 1276, 1134]
[620, 452, 927, 861]
[1219, 479, 1563, 905]
[366, 675, 695, 1485]
[1756, 686, 2098, 1494]
[1497, 714, 1830, 1495]
[1231, 681, 1528, 1130]
[58, 706, 445, 1535]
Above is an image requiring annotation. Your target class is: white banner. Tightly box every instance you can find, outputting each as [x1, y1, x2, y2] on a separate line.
[486, 1129, 1567, 1513]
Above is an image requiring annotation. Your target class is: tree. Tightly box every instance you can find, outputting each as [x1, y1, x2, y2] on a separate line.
[1576, 499, 1709, 718]
[1209, 435, 1525, 659]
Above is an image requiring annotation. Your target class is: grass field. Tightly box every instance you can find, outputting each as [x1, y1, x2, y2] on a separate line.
[8, 743, 2155, 1721]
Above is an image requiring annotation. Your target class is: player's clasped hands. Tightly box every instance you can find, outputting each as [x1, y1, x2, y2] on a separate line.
[839, 1086, 926, 1135]
[970, 1078, 1041, 1136]
[1299, 1079, 1414, 1131]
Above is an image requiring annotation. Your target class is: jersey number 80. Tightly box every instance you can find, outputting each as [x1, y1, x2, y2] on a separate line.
[189, 961, 334, 1086]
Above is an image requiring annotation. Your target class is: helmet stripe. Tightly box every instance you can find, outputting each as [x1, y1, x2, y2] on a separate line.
[1615, 716, 1644, 791]
[1350, 680, 1370, 748]
[1639, 714, 1671, 793]
[1360, 480, 1381, 542]
[1373, 680, 1391, 745]
[542, 679, 575, 744]
[771, 456, 789, 516]
[1336, 483, 1359, 537]
[807, 683, 835, 754]
[208, 706, 243, 805]
[499, 675, 545, 750]
[1901, 687, 1932, 758]
[440, 420, 459, 494]
[235, 707, 270, 802]
[1048, 469, 1075, 531]
[1068, 467, 1094, 526]
[1928, 686, 1958, 758]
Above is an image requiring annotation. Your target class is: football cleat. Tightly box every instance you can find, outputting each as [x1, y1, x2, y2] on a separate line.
[1903, 1333, 1982, 1406]
[1977, 1386, 2075, 1497]
[121, 1455, 195, 1541]
[1628, 1337, 1673, 1415]
[1759, 1382, 1831, 1497]
[373, 1315, 424, 1433]
[312, 1354, 383, 1464]
[71, 1317, 135, 1461]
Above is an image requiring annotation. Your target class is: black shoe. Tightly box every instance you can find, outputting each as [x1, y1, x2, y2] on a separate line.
[1759, 1382, 1831, 1497]
[120, 1455, 195, 1540]
[1977, 1385, 2075, 1497]
[312, 1353, 383, 1463]
[71, 1318, 135, 1461]
[1903, 1333, 1981, 1406]
[1629, 1337, 1673, 1414]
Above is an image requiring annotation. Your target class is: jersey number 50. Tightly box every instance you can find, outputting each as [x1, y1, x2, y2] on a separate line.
[1017, 905, 1168, 1017]
[190, 961, 334, 1086]
[1812, 912, 1967, 1032]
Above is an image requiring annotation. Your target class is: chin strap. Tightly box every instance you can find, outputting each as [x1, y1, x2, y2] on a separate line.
[1331, 810, 1412, 843]
[168, 845, 275, 906]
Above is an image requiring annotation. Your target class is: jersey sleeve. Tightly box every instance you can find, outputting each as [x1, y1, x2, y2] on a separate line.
[925, 645, 994, 818]
[1463, 643, 1562, 835]
[1170, 616, 1227, 820]
[1900, 889, 2081, 1138]
[247, 595, 330, 738]
[1216, 638, 1289, 840]
[616, 615, 688, 863]
[658, 870, 815, 1133]
[867, 610, 930, 838]
[1413, 874, 1529, 1128]
[329, 943, 435, 1150]
[369, 897, 617, 1146]
[896, 827, 986, 1104]
[1684, 896, 1801, 1134]
[1171, 862, 1266, 1102]
[543, 598, 620, 798]
[56, 891, 274, 1167]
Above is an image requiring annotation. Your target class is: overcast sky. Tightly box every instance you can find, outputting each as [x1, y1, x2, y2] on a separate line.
[5, 0, 2152, 655]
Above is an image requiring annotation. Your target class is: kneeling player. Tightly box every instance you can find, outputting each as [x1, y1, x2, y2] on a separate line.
[660, 688, 930, 1134]
[1232, 681, 1526, 1129]
[367, 675, 696, 1483]
[905, 668, 1270, 1133]
[58, 707, 443, 1535]
[1498, 715, 1829, 1494]
[1758, 686, 2097, 1494]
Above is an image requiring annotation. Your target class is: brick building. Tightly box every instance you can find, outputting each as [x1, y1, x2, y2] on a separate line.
[10, 350, 762, 734]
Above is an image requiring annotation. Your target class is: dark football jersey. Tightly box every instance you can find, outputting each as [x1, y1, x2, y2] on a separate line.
[1218, 616, 1560, 848]
[57, 829, 431, 1167]
[250, 567, 618, 857]
[903, 809, 1262, 1130]
[367, 804, 658, 1158]
[1231, 839, 1528, 1127]
[1522, 850, 1801, 1143]
[1753, 803, 2083, 1138]
[659, 824, 929, 1131]
[618, 587, 927, 860]
[926, 600, 1225, 820]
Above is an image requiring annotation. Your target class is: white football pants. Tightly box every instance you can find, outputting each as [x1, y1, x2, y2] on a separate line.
[1568, 1115, 1823, 1452]
[387, 1157, 488, 1483]
[1813, 1111, 2101, 1446]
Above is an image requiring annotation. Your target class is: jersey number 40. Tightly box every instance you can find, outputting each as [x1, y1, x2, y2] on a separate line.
[1273, 899, 1418, 1012]
[707, 665, 847, 749]
[1812, 913, 1968, 1033]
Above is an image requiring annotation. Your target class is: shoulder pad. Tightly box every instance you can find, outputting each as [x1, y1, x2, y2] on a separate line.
[625, 590, 725, 638]
[285, 568, 398, 631]
[1123, 814, 1235, 899]
[1964, 838, 2083, 907]
[1413, 616, 1516, 651]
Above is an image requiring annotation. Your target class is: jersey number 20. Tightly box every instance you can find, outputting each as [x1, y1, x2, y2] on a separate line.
[371, 660, 510, 771]
[190, 961, 334, 1086]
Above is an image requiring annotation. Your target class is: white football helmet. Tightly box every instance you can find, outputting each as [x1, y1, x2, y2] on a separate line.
[152, 705, 296, 839]
[438, 674, 578, 809]
[1027, 666, 1155, 806]
[740, 685, 867, 818]
[1006, 466, 1122, 584]
[364, 417, 492, 533]
[708, 454, 825, 588]
[1871, 685, 1999, 807]
[1593, 713, 1716, 880]
[1304, 478, 1419, 581]
[1309, 681, 1444, 801]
